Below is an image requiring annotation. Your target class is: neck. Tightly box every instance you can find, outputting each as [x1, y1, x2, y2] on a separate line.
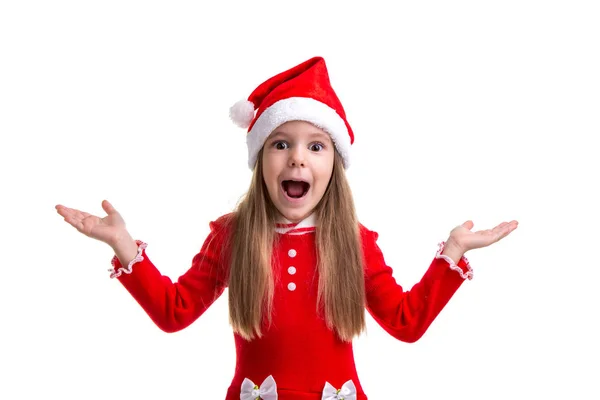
[275, 212, 317, 234]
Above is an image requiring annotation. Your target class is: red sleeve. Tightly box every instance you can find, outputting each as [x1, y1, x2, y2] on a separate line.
[361, 224, 472, 343]
[109, 215, 233, 333]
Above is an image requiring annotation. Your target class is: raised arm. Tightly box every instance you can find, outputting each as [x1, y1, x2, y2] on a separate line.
[109, 216, 233, 333]
[361, 219, 517, 343]
[361, 225, 472, 343]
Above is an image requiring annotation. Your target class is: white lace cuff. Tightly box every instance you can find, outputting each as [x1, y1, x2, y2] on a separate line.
[435, 241, 473, 280]
[108, 240, 148, 279]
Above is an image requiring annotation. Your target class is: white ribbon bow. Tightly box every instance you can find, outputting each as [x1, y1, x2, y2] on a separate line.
[322, 380, 357, 400]
[240, 375, 278, 400]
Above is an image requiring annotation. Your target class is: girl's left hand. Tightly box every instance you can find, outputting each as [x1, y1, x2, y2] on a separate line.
[448, 220, 519, 253]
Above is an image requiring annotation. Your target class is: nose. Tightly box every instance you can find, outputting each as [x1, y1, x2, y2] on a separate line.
[288, 146, 306, 168]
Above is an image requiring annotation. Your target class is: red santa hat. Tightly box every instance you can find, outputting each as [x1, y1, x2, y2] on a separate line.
[229, 56, 354, 169]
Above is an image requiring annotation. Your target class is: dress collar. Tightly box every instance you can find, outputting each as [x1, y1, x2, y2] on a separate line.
[275, 213, 316, 235]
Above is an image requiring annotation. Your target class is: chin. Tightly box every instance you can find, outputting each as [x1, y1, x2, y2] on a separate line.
[279, 208, 311, 223]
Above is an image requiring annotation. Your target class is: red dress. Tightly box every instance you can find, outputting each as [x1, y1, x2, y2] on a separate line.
[108, 214, 472, 399]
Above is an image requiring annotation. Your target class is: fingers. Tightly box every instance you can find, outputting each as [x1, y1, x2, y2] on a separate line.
[71, 208, 87, 222]
[461, 220, 474, 230]
[102, 199, 117, 215]
[56, 205, 78, 220]
[56, 204, 90, 230]
[493, 220, 518, 241]
[56, 206, 79, 226]
[57, 203, 108, 220]
[472, 220, 518, 244]
[69, 217, 84, 232]
[492, 223, 507, 234]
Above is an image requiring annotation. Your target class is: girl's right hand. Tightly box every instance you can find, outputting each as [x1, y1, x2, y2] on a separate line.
[55, 200, 129, 247]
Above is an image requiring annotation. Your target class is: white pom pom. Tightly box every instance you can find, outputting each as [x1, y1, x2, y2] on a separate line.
[229, 99, 255, 129]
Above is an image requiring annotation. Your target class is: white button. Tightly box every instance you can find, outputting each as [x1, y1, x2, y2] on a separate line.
[288, 249, 297, 257]
[288, 266, 296, 275]
[287, 282, 296, 291]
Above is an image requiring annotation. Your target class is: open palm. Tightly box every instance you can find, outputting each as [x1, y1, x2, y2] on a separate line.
[55, 200, 127, 246]
[449, 220, 519, 252]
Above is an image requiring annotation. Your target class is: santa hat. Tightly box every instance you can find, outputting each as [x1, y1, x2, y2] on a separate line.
[229, 56, 354, 169]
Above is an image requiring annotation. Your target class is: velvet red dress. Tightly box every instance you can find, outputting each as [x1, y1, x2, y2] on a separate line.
[109, 213, 472, 399]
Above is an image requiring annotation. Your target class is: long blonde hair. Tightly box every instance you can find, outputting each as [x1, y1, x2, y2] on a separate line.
[228, 147, 366, 342]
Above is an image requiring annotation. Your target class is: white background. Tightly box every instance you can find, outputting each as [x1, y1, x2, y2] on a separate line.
[2, 1, 599, 399]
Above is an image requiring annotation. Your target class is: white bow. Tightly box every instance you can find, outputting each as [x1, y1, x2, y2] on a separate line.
[240, 375, 278, 400]
[322, 380, 357, 400]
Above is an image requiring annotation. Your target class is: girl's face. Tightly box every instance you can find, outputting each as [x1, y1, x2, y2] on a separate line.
[262, 120, 335, 223]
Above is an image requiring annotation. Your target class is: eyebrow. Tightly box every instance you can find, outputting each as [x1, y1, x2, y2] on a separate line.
[269, 130, 331, 142]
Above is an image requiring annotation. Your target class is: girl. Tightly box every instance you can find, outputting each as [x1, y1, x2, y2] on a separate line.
[55, 56, 518, 400]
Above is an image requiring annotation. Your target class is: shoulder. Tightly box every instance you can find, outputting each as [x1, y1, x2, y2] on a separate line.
[357, 222, 389, 283]
[358, 222, 379, 243]
[209, 212, 236, 233]
[195, 213, 237, 272]
[200, 212, 237, 251]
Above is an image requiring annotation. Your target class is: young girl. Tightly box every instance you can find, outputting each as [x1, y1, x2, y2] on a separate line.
[55, 56, 518, 400]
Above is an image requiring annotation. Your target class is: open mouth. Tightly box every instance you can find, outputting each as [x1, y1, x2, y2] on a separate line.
[282, 180, 310, 199]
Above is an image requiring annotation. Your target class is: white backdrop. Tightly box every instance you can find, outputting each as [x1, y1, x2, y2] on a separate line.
[2, 1, 599, 399]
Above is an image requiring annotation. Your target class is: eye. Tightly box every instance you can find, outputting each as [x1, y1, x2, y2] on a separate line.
[309, 142, 325, 152]
[273, 141, 288, 150]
